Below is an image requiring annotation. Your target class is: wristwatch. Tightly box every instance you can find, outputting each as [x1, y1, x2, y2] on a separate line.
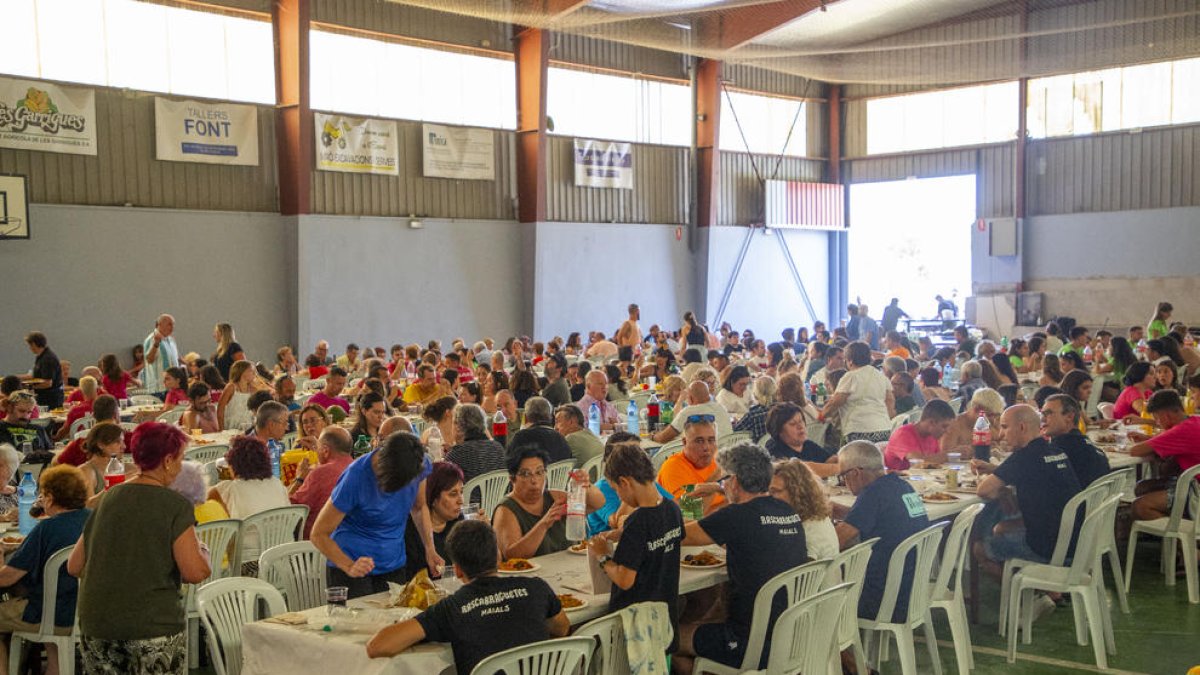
[596, 554, 612, 571]
[293, 476, 305, 484]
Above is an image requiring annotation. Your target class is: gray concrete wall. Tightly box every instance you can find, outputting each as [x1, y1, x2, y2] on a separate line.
[0, 204, 292, 377]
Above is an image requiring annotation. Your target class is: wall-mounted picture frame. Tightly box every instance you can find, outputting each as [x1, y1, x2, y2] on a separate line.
[0, 174, 30, 240]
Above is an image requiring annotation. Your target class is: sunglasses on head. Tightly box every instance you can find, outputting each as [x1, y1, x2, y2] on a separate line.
[686, 414, 716, 424]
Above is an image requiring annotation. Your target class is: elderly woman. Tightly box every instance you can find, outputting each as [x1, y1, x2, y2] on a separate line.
[403, 461, 480, 578]
[733, 375, 776, 442]
[770, 459, 838, 560]
[312, 432, 440, 599]
[764, 402, 838, 477]
[820, 341, 894, 444]
[171, 460, 229, 524]
[494, 446, 602, 559]
[208, 436, 289, 571]
[420, 396, 457, 448]
[715, 366, 753, 416]
[444, 403, 506, 482]
[939, 387, 1006, 454]
[0, 445, 19, 516]
[69, 423, 211, 673]
[0, 465, 90, 673]
[78, 422, 126, 497]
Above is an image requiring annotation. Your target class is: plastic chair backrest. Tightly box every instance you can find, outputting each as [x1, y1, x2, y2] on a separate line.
[762, 583, 853, 675]
[824, 537, 879, 646]
[197, 520, 242, 582]
[259, 541, 328, 612]
[948, 397, 964, 413]
[186, 444, 229, 465]
[463, 470, 512, 518]
[718, 432, 752, 450]
[202, 460, 221, 487]
[196, 577, 287, 675]
[1166, 464, 1200, 532]
[68, 415, 94, 438]
[1064, 496, 1121, 586]
[737, 559, 832, 670]
[32, 547, 75, 636]
[1096, 402, 1115, 420]
[280, 432, 298, 451]
[1047, 481, 1109, 566]
[932, 503, 985, 601]
[581, 454, 603, 484]
[546, 459, 575, 491]
[874, 522, 948, 625]
[238, 506, 308, 566]
[890, 413, 910, 430]
[574, 611, 628, 675]
[119, 422, 138, 432]
[650, 441, 684, 474]
[805, 421, 830, 448]
[158, 408, 184, 425]
[469, 635, 595, 675]
[1085, 374, 1106, 417]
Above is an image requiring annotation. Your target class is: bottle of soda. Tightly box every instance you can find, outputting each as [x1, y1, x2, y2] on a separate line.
[588, 403, 601, 436]
[565, 470, 588, 541]
[626, 399, 639, 435]
[972, 412, 992, 462]
[647, 393, 660, 432]
[17, 472, 36, 536]
[492, 409, 508, 447]
[426, 424, 445, 461]
[352, 434, 371, 458]
[104, 455, 126, 489]
[817, 382, 828, 406]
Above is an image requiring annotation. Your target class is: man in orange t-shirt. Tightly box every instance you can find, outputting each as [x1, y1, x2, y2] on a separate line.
[656, 415, 725, 513]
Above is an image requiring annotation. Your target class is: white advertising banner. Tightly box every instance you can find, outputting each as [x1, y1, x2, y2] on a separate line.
[421, 123, 494, 180]
[314, 113, 399, 175]
[0, 77, 97, 156]
[573, 138, 633, 189]
[154, 97, 259, 166]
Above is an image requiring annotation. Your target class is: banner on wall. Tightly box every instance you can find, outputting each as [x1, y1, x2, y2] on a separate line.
[573, 139, 633, 189]
[0, 77, 97, 156]
[314, 113, 399, 175]
[421, 123, 494, 180]
[154, 97, 259, 166]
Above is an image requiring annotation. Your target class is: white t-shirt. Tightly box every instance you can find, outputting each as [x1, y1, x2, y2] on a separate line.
[804, 517, 839, 561]
[715, 387, 751, 416]
[669, 400, 734, 439]
[214, 478, 290, 561]
[834, 366, 892, 435]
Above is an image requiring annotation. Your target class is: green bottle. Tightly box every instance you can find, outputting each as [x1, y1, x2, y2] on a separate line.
[352, 434, 371, 458]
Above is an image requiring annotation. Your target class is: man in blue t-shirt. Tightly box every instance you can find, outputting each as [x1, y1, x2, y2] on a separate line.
[833, 440, 930, 622]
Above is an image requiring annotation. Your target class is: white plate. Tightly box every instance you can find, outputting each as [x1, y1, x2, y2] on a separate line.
[559, 595, 590, 612]
[567, 544, 589, 555]
[497, 560, 541, 574]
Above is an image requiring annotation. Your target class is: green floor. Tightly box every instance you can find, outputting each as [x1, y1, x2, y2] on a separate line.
[188, 543, 1200, 675]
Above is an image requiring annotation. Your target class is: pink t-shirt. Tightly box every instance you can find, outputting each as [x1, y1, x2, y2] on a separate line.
[290, 453, 354, 537]
[308, 391, 350, 413]
[102, 373, 133, 400]
[1113, 386, 1150, 420]
[164, 388, 189, 406]
[1148, 415, 1200, 476]
[884, 423, 941, 470]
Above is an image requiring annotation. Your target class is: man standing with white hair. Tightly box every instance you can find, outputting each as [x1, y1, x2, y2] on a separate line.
[142, 314, 180, 397]
[833, 440, 930, 622]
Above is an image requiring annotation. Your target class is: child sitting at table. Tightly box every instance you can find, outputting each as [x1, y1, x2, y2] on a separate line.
[366, 520, 569, 674]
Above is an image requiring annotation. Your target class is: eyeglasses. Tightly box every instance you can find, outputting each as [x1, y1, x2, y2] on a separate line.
[686, 414, 716, 425]
[836, 467, 860, 480]
[717, 474, 732, 486]
[515, 469, 547, 481]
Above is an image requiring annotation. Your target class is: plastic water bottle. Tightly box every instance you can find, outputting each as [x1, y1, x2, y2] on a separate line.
[104, 456, 126, 489]
[352, 434, 371, 458]
[626, 399, 639, 435]
[972, 412, 992, 462]
[17, 472, 36, 536]
[588, 403, 601, 436]
[267, 439, 283, 479]
[491, 410, 508, 447]
[943, 362, 954, 387]
[647, 393, 660, 432]
[565, 470, 588, 541]
[19, 442, 31, 461]
[427, 425, 445, 460]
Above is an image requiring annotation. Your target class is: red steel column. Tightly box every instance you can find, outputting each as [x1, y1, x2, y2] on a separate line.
[273, 0, 312, 215]
[695, 58, 722, 227]
[514, 28, 550, 224]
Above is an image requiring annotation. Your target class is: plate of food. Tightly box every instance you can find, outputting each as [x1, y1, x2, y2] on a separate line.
[568, 541, 589, 555]
[922, 491, 959, 503]
[191, 438, 215, 446]
[557, 593, 589, 612]
[681, 551, 726, 568]
[1, 534, 25, 551]
[498, 558, 540, 574]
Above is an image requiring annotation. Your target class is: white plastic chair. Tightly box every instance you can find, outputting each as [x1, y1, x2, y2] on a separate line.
[130, 394, 162, 407]
[948, 397, 963, 414]
[1088, 471, 1132, 614]
[1085, 374, 1106, 418]
[202, 460, 221, 488]
[717, 431, 752, 450]
[752, 583, 853, 675]
[185, 519, 242, 668]
[573, 609, 629, 675]
[469, 635, 595, 675]
[118, 421, 138, 432]
[929, 503, 985, 675]
[8, 547, 78, 675]
[857, 522, 948, 675]
[68, 415, 94, 439]
[581, 454, 603, 484]
[823, 537, 879, 675]
[1007, 496, 1121, 669]
[650, 440, 684, 474]
[694, 559, 832, 675]
[280, 431, 298, 451]
[237, 506, 308, 571]
[546, 459, 575, 491]
[806, 420, 831, 449]
[186, 444, 229, 465]
[196, 577, 287, 675]
[1124, 464, 1200, 604]
[259, 541, 328, 612]
[158, 408, 185, 425]
[1096, 402, 1115, 420]
[463, 469, 512, 519]
[890, 413, 911, 431]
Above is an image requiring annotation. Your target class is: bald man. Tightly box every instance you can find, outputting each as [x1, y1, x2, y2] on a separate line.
[972, 404, 1081, 571]
[142, 313, 180, 396]
[290, 425, 355, 537]
[652, 380, 733, 443]
[575, 370, 620, 431]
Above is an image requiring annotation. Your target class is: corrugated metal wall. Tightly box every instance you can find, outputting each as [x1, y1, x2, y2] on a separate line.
[1026, 125, 1200, 215]
[545, 136, 688, 224]
[0, 88, 278, 212]
[551, 33, 686, 80]
[1027, 0, 1200, 75]
[313, 0, 512, 51]
[842, 145, 1015, 219]
[717, 152, 824, 226]
[311, 120, 516, 219]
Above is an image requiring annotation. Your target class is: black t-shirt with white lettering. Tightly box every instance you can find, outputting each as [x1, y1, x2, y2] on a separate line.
[611, 498, 684, 650]
[698, 496, 808, 631]
[1050, 430, 1111, 488]
[845, 473, 930, 622]
[416, 575, 562, 675]
[993, 436, 1082, 560]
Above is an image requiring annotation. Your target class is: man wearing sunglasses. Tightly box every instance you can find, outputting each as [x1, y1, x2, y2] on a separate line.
[651, 381, 732, 444]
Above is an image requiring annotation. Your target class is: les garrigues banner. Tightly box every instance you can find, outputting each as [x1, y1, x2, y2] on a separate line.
[154, 97, 259, 166]
[314, 112, 399, 176]
[0, 76, 97, 156]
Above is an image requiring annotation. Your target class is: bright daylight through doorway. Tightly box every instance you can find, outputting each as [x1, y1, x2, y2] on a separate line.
[848, 174, 975, 322]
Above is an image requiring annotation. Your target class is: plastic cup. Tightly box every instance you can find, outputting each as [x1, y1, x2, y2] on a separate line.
[464, 502, 482, 520]
[191, 428, 203, 439]
[326, 586, 348, 614]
